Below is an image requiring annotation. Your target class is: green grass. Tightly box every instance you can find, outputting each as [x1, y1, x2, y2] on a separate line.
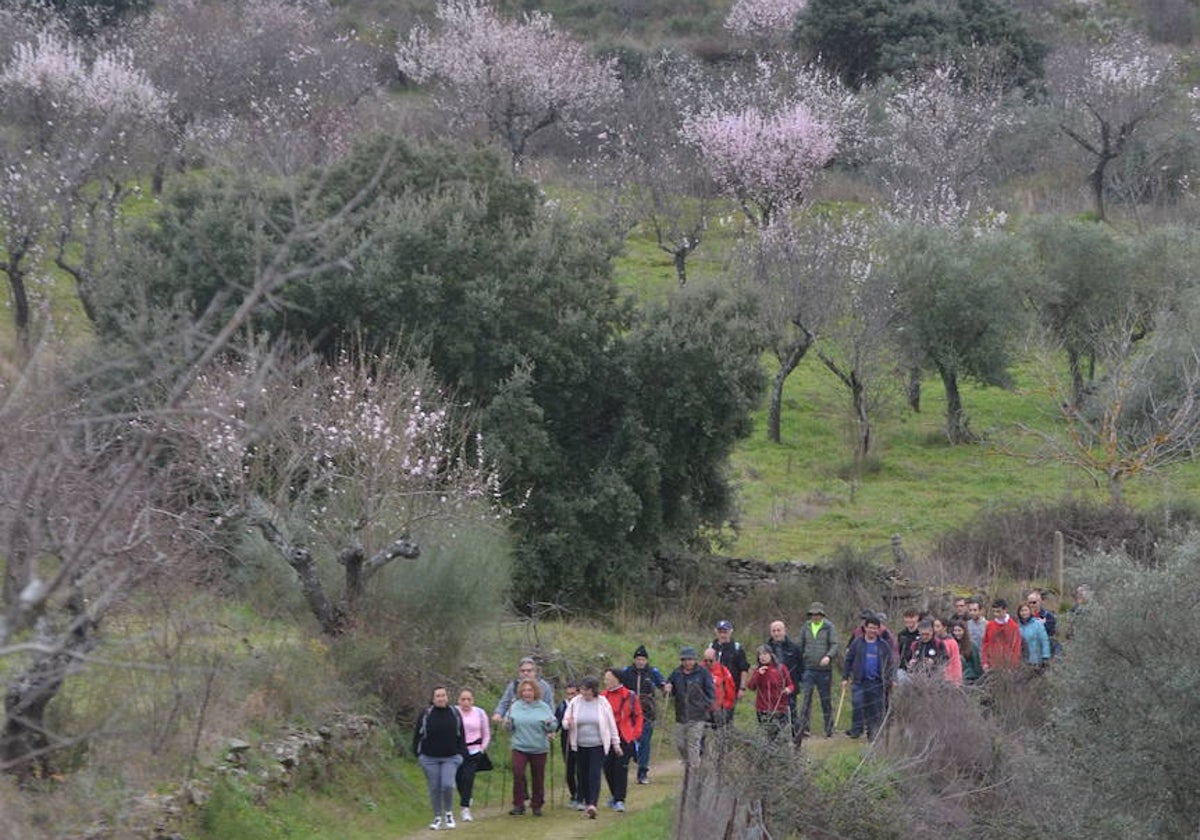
[593, 798, 676, 838]
[725, 349, 1200, 563]
[195, 758, 430, 839]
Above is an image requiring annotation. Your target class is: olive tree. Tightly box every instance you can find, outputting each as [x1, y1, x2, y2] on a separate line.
[889, 224, 1027, 444]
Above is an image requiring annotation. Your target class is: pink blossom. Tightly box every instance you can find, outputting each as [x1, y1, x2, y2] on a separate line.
[682, 101, 836, 226]
[725, 0, 808, 40]
[397, 0, 620, 163]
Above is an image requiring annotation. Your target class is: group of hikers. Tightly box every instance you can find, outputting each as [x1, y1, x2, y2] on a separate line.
[412, 585, 1089, 830]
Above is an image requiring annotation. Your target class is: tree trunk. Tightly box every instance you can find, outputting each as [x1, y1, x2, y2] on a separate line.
[851, 371, 871, 467]
[1068, 346, 1085, 408]
[907, 366, 921, 413]
[1107, 472, 1125, 506]
[767, 338, 813, 444]
[1, 595, 96, 781]
[247, 497, 346, 635]
[1089, 159, 1108, 221]
[2, 253, 32, 357]
[673, 249, 688, 286]
[938, 364, 973, 444]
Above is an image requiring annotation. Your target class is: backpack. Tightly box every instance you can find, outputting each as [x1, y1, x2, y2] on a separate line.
[417, 704, 463, 751]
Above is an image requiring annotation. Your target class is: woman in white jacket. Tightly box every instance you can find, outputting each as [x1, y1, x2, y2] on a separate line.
[562, 675, 622, 819]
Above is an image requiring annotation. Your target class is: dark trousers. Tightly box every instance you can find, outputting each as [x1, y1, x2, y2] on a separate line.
[576, 744, 605, 807]
[853, 680, 887, 739]
[559, 731, 578, 799]
[510, 750, 547, 810]
[800, 669, 834, 736]
[755, 711, 789, 741]
[634, 719, 654, 781]
[603, 740, 634, 803]
[456, 752, 482, 806]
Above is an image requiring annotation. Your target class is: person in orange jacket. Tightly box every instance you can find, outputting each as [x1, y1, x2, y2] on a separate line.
[982, 598, 1024, 672]
[601, 668, 643, 812]
[701, 647, 738, 729]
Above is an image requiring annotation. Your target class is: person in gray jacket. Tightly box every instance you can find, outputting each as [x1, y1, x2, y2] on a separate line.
[493, 657, 555, 723]
[796, 601, 838, 738]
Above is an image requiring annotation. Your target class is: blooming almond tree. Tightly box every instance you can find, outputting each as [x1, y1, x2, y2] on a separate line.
[682, 101, 837, 228]
[0, 23, 169, 351]
[397, 0, 620, 166]
[725, 0, 808, 44]
[875, 64, 1018, 226]
[1050, 34, 1177, 221]
[173, 348, 502, 634]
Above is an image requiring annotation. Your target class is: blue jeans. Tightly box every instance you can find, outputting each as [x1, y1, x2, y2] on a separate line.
[634, 720, 654, 780]
[852, 681, 887, 740]
[418, 753, 462, 818]
[800, 669, 833, 736]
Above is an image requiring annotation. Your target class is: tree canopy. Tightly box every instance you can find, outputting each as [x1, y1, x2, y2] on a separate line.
[795, 0, 1046, 90]
[100, 138, 766, 607]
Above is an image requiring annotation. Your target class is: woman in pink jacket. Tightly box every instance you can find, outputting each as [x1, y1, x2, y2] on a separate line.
[455, 688, 491, 823]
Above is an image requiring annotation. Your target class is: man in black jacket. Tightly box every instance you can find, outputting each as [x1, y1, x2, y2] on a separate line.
[620, 645, 665, 784]
[711, 620, 750, 709]
[765, 619, 803, 738]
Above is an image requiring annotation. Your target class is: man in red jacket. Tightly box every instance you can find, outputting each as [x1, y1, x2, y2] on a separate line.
[701, 647, 738, 729]
[982, 598, 1023, 672]
[601, 668, 643, 812]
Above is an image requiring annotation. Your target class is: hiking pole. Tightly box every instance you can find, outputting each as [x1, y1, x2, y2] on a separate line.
[548, 733, 556, 808]
[835, 682, 847, 733]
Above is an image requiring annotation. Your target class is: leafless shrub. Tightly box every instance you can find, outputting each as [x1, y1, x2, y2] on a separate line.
[929, 498, 1199, 585]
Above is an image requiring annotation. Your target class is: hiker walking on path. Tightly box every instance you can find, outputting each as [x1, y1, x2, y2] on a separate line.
[795, 603, 838, 738]
[1017, 602, 1051, 667]
[663, 646, 715, 766]
[843, 615, 895, 742]
[601, 668, 643, 813]
[965, 598, 988, 650]
[504, 679, 557, 817]
[494, 658, 555, 723]
[701, 647, 737, 730]
[711, 621, 750, 707]
[555, 681, 582, 809]
[982, 599, 1023, 672]
[933, 618, 963, 686]
[562, 675, 622, 820]
[454, 688, 490, 823]
[748, 645, 795, 742]
[764, 620, 802, 739]
[951, 620, 983, 683]
[413, 686, 466, 831]
[619, 645, 664, 785]
[1026, 589, 1060, 658]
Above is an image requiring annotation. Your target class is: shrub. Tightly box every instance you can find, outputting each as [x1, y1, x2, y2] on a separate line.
[928, 497, 1200, 585]
[1037, 540, 1200, 838]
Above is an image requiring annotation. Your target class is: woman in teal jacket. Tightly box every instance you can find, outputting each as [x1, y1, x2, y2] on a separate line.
[1017, 603, 1050, 665]
[504, 679, 558, 816]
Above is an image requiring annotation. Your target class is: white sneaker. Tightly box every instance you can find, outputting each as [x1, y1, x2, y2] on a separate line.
[461, 807, 473, 822]
[444, 811, 456, 829]
[429, 816, 442, 830]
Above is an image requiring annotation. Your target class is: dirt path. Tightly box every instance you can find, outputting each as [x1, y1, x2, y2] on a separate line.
[398, 755, 684, 839]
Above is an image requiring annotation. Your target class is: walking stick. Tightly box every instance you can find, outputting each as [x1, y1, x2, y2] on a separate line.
[548, 732, 556, 808]
[835, 681, 847, 732]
